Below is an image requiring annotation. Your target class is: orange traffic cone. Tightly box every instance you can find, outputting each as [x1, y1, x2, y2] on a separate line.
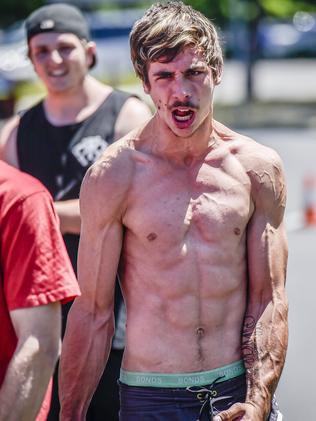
[303, 174, 316, 226]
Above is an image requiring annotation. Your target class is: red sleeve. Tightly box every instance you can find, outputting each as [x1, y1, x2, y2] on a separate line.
[2, 191, 80, 310]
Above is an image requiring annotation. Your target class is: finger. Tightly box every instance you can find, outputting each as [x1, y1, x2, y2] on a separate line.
[213, 403, 245, 421]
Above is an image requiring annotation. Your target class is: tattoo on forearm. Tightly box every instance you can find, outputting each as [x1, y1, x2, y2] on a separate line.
[241, 315, 263, 368]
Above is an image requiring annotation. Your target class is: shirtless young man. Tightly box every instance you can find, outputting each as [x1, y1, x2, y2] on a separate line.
[59, 2, 288, 420]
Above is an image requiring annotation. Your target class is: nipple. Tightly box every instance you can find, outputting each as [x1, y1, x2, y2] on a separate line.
[234, 227, 241, 235]
[147, 232, 157, 241]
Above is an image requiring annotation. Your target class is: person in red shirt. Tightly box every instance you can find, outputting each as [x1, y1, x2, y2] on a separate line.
[0, 160, 80, 421]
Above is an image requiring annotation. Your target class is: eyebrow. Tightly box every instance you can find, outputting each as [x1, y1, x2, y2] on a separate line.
[152, 70, 173, 77]
[152, 62, 207, 75]
[189, 63, 208, 70]
[31, 45, 49, 52]
[32, 40, 74, 49]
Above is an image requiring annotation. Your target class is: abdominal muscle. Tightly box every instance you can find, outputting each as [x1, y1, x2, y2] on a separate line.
[120, 238, 247, 374]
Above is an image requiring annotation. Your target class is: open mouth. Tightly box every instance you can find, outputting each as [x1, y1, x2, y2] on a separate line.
[48, 69, 67, 78]
[172, 108, 195, 127]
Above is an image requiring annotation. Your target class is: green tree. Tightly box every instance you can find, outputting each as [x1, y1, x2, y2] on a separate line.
[0, 0, 44, 26]
[260, 0, 316, 17]
[186, 0, 316, 22]
[184, 0, 227, 27]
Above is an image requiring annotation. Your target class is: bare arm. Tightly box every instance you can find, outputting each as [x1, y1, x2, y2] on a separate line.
[114, 96, 152, 140]
[54, 199, 81, 234]
[59, 149, 132, 420]
[0, 303, 61, 421]
[0, 115, 20, 167]
[243, 153, 288, 418]
[214, 150, 288, 421]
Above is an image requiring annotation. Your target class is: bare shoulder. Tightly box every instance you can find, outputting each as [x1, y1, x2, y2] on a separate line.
[114, 96, 152, 139]
[233, 133, 282, 177]
[214, 119, 281, 167]
[214, 121, 286, 210]
[0, 114, 20, 167]
[120, 96, 152, 119]
[234, 137, 285, 216]
[80, 135, 146, 222]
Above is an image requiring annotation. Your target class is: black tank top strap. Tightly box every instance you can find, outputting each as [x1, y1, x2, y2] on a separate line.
[100, 89, 136, 144]
[67, 89, 135, 150]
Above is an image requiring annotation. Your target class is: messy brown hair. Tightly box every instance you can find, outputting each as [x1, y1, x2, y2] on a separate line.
[130, 1, 223, 85]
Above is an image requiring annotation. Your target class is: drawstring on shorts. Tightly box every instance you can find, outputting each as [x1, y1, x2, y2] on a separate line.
[186, 376, 232, 421]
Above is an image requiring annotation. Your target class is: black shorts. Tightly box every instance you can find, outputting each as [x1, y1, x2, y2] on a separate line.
[119, 374, 282, 421]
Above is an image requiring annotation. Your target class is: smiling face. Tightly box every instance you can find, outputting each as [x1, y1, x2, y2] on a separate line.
[28, 32, 95, 94]
[144, 46, 219, 139]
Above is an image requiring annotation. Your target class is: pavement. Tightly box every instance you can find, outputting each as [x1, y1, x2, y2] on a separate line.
[213, 59, 316, 129]
[214, 101, 316, 129]
[1, 58, 316, 130]
[242, 127, 316, 421]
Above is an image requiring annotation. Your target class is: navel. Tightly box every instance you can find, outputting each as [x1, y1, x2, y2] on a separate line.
[196, 327, 205, 337]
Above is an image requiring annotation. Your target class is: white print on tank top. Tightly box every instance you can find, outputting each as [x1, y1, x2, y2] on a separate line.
[71, 136, 109, 167]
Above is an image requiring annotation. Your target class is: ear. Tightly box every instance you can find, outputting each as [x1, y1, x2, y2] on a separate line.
[27, 44, 36, 68]
[215, 74, 222, 85]
[28, 51, 40, 75]
[143, 80, 151, 94]
[214, 69, 223, 86]
[86, 41, 96, 67]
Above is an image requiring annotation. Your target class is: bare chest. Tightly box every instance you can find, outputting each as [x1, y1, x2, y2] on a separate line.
[123, 157, 252, 246]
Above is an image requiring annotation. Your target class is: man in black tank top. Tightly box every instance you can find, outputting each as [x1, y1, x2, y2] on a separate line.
[0, 4, 152, 421]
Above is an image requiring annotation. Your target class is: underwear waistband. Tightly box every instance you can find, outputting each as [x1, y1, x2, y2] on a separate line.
[120, 359, 245, 388]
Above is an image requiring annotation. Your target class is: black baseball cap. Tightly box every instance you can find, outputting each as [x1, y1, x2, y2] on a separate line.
[25, 3, 96, 68]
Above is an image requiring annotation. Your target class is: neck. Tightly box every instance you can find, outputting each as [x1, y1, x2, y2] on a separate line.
[150, 113, 215, 164]
[44, 76, 112, 126]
